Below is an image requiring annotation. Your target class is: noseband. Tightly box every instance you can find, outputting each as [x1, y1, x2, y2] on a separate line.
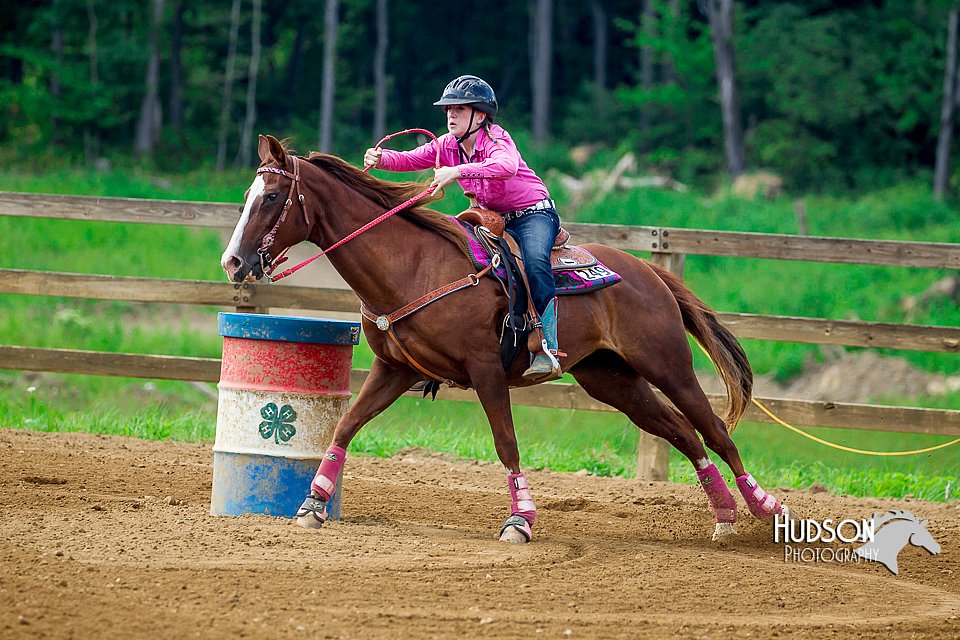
[255, 155, 307, 278]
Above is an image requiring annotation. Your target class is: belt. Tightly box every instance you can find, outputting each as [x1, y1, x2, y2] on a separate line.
[501, 198, 555, 223]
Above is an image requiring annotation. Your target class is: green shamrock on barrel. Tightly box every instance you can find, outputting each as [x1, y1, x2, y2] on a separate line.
[259, 402, 298, 444]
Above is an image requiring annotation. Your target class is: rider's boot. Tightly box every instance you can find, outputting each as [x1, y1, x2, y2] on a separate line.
[523, 297, 562, 381]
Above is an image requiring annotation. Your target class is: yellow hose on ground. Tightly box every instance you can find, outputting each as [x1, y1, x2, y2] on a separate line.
[695, 342, 960, 456]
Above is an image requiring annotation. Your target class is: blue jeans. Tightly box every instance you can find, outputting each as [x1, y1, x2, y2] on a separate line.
[505, 209, 560, 314]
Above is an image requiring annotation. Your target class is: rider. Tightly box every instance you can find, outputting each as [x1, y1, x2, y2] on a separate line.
[364, 75, 562, 381]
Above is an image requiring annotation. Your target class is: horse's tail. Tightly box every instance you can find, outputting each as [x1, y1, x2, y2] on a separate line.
[648, 262, 753, 433]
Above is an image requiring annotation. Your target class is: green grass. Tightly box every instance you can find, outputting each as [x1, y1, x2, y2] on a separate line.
[0, 371, 216, 441]
[0, 167, 957, 502]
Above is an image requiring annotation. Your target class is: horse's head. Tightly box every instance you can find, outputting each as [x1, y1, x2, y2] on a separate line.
[857, 510, 942, 574]
[221, 134, 311, 283]
[909, 520, 941, 556]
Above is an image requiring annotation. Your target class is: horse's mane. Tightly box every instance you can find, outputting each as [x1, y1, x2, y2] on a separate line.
[871, 510, 920, 528]
[303, 152, 470, 259]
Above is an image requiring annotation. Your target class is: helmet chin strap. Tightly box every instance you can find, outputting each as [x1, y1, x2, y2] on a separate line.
[456, 108, 485, 163]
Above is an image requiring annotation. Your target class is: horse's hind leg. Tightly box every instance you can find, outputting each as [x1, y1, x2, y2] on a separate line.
[646, 361, 788, 521]
[570, 351, 738, 540]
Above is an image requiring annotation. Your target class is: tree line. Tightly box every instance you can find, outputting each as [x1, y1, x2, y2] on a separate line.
[1, 1, 958, 193]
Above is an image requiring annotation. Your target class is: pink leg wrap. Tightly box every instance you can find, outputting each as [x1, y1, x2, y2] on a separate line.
[736, 473, 783, 518]
[508, 472, 537, 525]
[696, 463, 737, 523]
[311, 445, 346, 501]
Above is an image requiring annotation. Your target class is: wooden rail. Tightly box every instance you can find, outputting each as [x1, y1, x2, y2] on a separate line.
[1, 191, 958, 480]
[717, 312, 960, 353]
[0, 192, 238, 228]
[0, 269, 362, 312]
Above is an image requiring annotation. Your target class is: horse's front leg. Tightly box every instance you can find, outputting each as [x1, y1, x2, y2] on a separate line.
[468, 360, 537, 544]
[296, 357, 420, 529]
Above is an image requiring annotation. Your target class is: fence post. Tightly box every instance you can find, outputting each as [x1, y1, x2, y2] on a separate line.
[635, 249, 685, 481]
[232, 282, 269, 314]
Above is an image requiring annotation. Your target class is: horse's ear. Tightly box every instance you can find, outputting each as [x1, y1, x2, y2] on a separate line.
[269, 136, 288, 167]
[257, 134, 271, 164]
[257, 134, 288, 166]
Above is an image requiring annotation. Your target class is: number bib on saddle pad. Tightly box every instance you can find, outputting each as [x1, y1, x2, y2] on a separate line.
[550, 245, 621, 294]
[452, 218, 622, 295]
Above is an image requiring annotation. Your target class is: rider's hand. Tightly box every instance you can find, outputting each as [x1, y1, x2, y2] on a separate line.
[363, 148, 382, 169]
[430, 166, 461, 190]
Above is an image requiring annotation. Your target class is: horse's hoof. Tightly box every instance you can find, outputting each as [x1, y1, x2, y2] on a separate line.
[499, 527, 530, 543]
[295, 513, 325, 530]
[498, 514, 532, 543]
[711, 522, 737, 541]
[294, 495, 327, 530]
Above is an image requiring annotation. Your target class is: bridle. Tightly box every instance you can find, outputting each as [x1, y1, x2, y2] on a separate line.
[251, 129, 440, 282]
[248, 129, 498, 390]
[255, 154, 306, 279]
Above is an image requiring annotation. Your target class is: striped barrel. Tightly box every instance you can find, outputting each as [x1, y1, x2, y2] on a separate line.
[211, 313, 360, 518]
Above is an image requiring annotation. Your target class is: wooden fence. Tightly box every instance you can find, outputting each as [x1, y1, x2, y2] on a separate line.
[1, 191, 958, 480]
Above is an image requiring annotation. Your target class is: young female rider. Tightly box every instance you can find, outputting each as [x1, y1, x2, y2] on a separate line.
[364, 75, 562, 381]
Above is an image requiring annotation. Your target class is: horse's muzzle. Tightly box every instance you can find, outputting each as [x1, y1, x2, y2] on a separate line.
[222, 255, 263, 283]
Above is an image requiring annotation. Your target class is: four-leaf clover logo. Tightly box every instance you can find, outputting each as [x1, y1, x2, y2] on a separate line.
[259, 402, 297, 444]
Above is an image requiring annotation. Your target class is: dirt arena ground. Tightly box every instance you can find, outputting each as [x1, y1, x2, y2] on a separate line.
[1, 428, 957, 639]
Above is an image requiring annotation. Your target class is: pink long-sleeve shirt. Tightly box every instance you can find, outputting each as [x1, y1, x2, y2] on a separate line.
[377, 124, 550, 214]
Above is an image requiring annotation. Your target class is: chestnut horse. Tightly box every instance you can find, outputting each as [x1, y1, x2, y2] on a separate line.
[221, 134, 789, 543]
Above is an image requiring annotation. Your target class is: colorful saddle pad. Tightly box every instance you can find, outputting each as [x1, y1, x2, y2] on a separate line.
[453, 218, 622, 296]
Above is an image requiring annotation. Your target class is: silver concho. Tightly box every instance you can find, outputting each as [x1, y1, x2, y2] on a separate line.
[375, 315, 391, 331]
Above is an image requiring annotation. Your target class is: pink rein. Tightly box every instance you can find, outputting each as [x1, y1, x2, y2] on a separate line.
[262, 128, 441, 282]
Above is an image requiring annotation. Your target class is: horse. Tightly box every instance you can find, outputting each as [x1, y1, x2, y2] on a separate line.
[221, 134, 790, 543]
[854, 510, 941, 574]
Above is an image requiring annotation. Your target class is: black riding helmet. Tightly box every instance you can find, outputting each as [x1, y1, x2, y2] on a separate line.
[434, 75, 498, 121]
[435, 75, 498, 159]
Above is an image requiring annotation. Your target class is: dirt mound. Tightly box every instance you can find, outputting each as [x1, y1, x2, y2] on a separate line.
[783, 351, 960, 402]
[699, 351, 958, 404]
[0, 429, 957, 639]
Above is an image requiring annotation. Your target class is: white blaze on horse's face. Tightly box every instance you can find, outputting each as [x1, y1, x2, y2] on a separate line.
[221, 175, 265, 270]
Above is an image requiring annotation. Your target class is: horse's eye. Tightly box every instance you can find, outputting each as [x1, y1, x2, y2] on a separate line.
[265, 193, 279, 203]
